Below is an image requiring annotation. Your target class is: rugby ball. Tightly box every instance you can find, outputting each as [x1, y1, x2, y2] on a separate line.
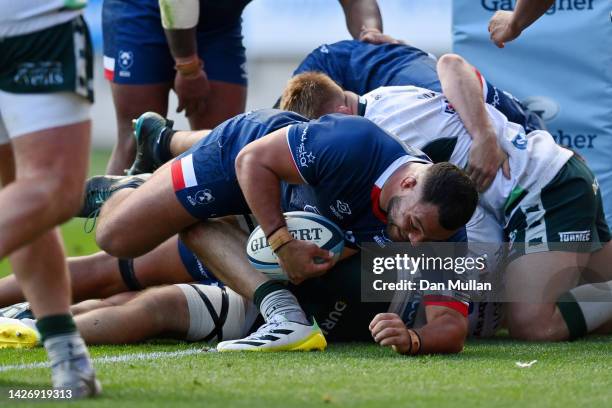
[246, 211, 345, 281]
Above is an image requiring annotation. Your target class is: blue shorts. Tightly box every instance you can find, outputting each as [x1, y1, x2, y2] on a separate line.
[102, 0, 247, 86]
[170, 134, 250, 220]
[177, 239, 223, 285]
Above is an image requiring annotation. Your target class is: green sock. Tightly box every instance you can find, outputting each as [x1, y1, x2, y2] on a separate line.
[35, 314, 77, 343]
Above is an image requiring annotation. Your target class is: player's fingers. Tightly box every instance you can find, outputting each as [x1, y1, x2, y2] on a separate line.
[310, 260, 334, 275]
[312, 246, 334, 261]
[369, 313, 398, 331]
[371, 318, 403, 337]
[374, 327, 402, 343]
[379, 335, 406, 348]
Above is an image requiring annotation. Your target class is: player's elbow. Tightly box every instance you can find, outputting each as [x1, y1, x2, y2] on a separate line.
[432, 311, 468, 354]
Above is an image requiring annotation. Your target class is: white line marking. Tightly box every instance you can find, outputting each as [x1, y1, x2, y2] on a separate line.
[0, 348, 201, 373]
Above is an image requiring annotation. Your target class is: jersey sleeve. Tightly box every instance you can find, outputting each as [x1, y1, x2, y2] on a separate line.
[285, 115, 385, 186]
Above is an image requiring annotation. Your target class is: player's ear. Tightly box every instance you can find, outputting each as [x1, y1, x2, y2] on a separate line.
[336, 105, 352, 114]
[400, 176, 417, 190]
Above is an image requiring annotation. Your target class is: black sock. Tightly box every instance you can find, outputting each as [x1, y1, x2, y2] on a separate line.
[36, 314, 77, 343]
[157, 128, 176, 164]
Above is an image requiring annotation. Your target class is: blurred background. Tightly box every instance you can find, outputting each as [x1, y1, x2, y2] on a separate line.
[84, 0, 452, 148]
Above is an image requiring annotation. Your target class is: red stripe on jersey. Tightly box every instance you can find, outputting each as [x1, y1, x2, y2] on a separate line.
[171, 160, 186, 191]
[370, 185, 387, 223]
[423, 295, 469, 317]
[104, 68, 114, 81]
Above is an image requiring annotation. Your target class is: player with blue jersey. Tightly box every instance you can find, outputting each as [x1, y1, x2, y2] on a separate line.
[289, 40, 545, 135]
[77, 108, 477, 353]
[103, 0, 392, 174]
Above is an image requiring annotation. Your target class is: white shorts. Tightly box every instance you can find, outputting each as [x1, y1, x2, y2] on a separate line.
[176, 283, 259, 342]
[0, 90, 90, 144]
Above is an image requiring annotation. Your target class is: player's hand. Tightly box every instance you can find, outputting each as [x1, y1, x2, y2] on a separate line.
[174, 69, 210, 117]
[358, 27, 404, 45]
[369, 313, 411, 354]
[488, 11, 521, 48]
[467, 134, 511, 192]
[276, 240, 335, 285]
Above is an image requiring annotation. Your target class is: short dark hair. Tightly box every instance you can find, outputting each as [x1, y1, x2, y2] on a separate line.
[421, 162, 478, 231]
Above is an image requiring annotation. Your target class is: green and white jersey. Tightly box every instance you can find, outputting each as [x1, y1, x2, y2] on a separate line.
[0, 0, 86, 38]
[361, 85, 573, 225]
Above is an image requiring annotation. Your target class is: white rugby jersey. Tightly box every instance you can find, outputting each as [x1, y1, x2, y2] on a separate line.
[0, 0, 84, 37]
[361, 85, 573, 224]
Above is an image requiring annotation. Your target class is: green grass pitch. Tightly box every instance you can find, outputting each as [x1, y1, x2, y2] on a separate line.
[0, 151, 610, 407]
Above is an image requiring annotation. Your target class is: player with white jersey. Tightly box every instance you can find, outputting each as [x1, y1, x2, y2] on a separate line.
[279, 54, 612, 342]
[0, 0, 100, 396]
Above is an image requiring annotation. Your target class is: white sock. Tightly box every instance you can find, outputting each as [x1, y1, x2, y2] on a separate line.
[259, 289, 309, 325]
[569, 281, 612, 332]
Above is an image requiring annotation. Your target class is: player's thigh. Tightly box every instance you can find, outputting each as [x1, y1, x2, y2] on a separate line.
[96, 163, 199, 256]
[504, 251, 587, 327]
[132, 235, 194, 286]
[103, 0, 173, 125]
[188, 81, 246, 130]
[110, 82, 172, 129]
[11, 120, 90, 199]
[1, 90, 91, 172]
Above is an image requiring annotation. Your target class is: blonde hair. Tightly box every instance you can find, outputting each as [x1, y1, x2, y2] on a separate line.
[280, 72, 343, 119]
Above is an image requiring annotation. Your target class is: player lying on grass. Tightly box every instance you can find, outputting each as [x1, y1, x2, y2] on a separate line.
[76, 108, 478, 351]
[0, 216, 253, 308]
[277, 56, 612, 342]
[1, 218, 475, 355]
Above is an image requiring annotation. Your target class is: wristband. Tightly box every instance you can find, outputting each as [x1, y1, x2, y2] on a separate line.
[406, 329, 422, 355]
[268, 228, 293, 253]
[174, 57, 203, 79]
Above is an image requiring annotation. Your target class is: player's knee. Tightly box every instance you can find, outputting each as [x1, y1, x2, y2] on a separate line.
[138, 286, 187, 329]
[179, 222, 207, 248]
[437, 53, 467, 72]
[507, 309, 558, 341]
[95, 222, 135, 258]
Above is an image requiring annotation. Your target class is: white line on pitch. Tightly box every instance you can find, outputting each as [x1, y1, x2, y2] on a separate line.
[0, 348, 202, 373]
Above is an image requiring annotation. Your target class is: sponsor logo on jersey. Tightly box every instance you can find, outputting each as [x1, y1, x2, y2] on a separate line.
[511, 132, 528, 150]
[558, 230, 591, 242]
[481, 0, 594, 15]
[522, 96, 560, 122]
[187, 189, 215, 206]
[296, 126, 316, 167]
[13, 62, 64, 87]
[344, 230, 356, 244]
[335, 200, 352, 215]
[319, 45, 329, 54]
